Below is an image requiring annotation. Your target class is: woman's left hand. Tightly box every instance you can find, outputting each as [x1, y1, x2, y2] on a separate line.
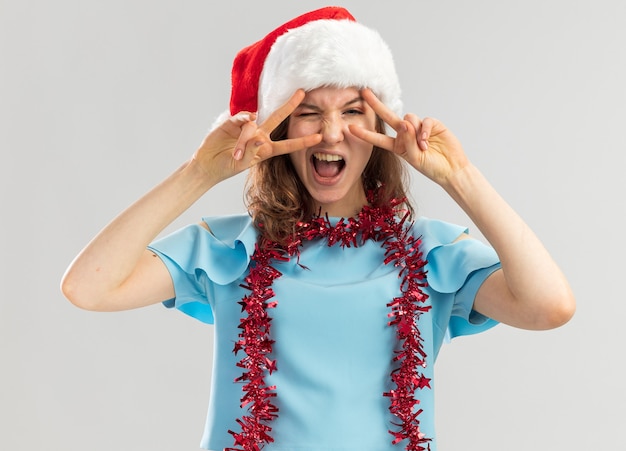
[352, 90, 576, 331]
[350, 89, 470, 188]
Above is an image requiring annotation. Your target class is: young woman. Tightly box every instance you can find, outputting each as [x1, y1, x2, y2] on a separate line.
[61, 7, 575, 451]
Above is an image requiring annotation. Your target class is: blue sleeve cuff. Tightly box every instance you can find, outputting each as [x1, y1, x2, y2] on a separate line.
[413, 217, 501, 342]
[147, 214, 258, 324]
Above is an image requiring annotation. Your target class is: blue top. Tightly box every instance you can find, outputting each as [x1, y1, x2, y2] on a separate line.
[148, 214, 501, 451]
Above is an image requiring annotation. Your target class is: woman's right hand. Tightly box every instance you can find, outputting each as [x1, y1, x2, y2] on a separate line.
[191, 89, 322, 186]
[61, 90, 320, 312]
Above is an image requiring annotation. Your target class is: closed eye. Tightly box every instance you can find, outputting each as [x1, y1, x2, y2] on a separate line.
[295, 111, 319, 117]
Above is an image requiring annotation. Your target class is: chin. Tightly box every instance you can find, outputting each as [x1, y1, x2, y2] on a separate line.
[310, 190, 365, 217]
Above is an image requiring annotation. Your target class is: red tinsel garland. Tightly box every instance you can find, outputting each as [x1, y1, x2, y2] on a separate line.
[227, 197, 432, 451]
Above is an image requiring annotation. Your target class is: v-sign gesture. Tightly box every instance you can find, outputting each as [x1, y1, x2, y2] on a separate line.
[193, 89, 322, 187]
[350, 88, 469, 188]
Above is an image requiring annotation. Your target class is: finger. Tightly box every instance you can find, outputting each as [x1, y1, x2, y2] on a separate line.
[403, 113, 427, 151]
[417, 117, 435, 151]
[259, 89, 306, 134]
[403, 113, 422, 132]
[395, 119, 418, 158]
[233, 120, 259, 160]
[220, 111, 255, 135]
[348, 124, 395, 152]
[271, 133, 322, 157]
[360, 88, 403, 131]
[231, 111, 255, 124]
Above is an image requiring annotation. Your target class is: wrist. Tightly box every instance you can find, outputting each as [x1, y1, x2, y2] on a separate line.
[441, 163, 504, 222]
[182, 157, 218, 192]
[441, 163, 483, 200]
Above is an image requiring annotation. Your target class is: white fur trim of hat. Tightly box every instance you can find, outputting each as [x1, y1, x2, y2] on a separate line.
[256, 19, 402, 123]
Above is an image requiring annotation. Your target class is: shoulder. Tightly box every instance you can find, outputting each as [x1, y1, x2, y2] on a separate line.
[412, 216, 468, 254]
[411, 216, 500, 293]
[201, 213, 257, 246]
[148, 213, 259, 286]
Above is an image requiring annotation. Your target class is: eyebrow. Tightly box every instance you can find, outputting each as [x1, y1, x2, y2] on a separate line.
[297, 96, 363, 111]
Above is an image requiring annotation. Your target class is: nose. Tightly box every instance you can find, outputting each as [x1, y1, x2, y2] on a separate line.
[320, 114, 345, 145]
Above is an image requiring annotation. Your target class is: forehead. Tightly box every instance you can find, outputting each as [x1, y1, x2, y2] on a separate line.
[300, 86, 363, 106]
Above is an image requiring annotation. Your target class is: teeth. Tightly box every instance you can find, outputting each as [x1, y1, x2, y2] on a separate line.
[313, 153, 343, 162]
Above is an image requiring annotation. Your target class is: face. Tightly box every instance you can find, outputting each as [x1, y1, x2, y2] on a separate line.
[287, 86, 377, 217]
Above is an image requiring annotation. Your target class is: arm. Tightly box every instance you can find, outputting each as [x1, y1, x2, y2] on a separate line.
[445, 166, 575, 330]
[61, 90, 322, 312]
[61, 160, 213, 312]
[351, 89, 575, 331]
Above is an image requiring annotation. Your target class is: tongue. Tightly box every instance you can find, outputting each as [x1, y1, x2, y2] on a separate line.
[314, 160, 342, 178]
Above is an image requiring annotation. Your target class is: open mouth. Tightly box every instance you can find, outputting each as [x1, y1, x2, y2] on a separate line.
[312, 152, 345, 178]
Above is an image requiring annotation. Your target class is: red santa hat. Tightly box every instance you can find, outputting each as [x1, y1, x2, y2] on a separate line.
[226, 6, 402, 124]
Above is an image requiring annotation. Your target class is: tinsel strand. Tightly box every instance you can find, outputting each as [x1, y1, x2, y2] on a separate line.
[228, 195, 432, 450]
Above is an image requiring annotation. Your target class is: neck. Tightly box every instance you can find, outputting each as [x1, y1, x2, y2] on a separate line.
[310, 187, 369, 218]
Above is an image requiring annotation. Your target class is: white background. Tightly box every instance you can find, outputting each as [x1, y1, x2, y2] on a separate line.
[1, 1, 624, 449]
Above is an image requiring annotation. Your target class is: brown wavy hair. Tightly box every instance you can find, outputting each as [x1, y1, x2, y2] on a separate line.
[245, 116, 413, 245]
